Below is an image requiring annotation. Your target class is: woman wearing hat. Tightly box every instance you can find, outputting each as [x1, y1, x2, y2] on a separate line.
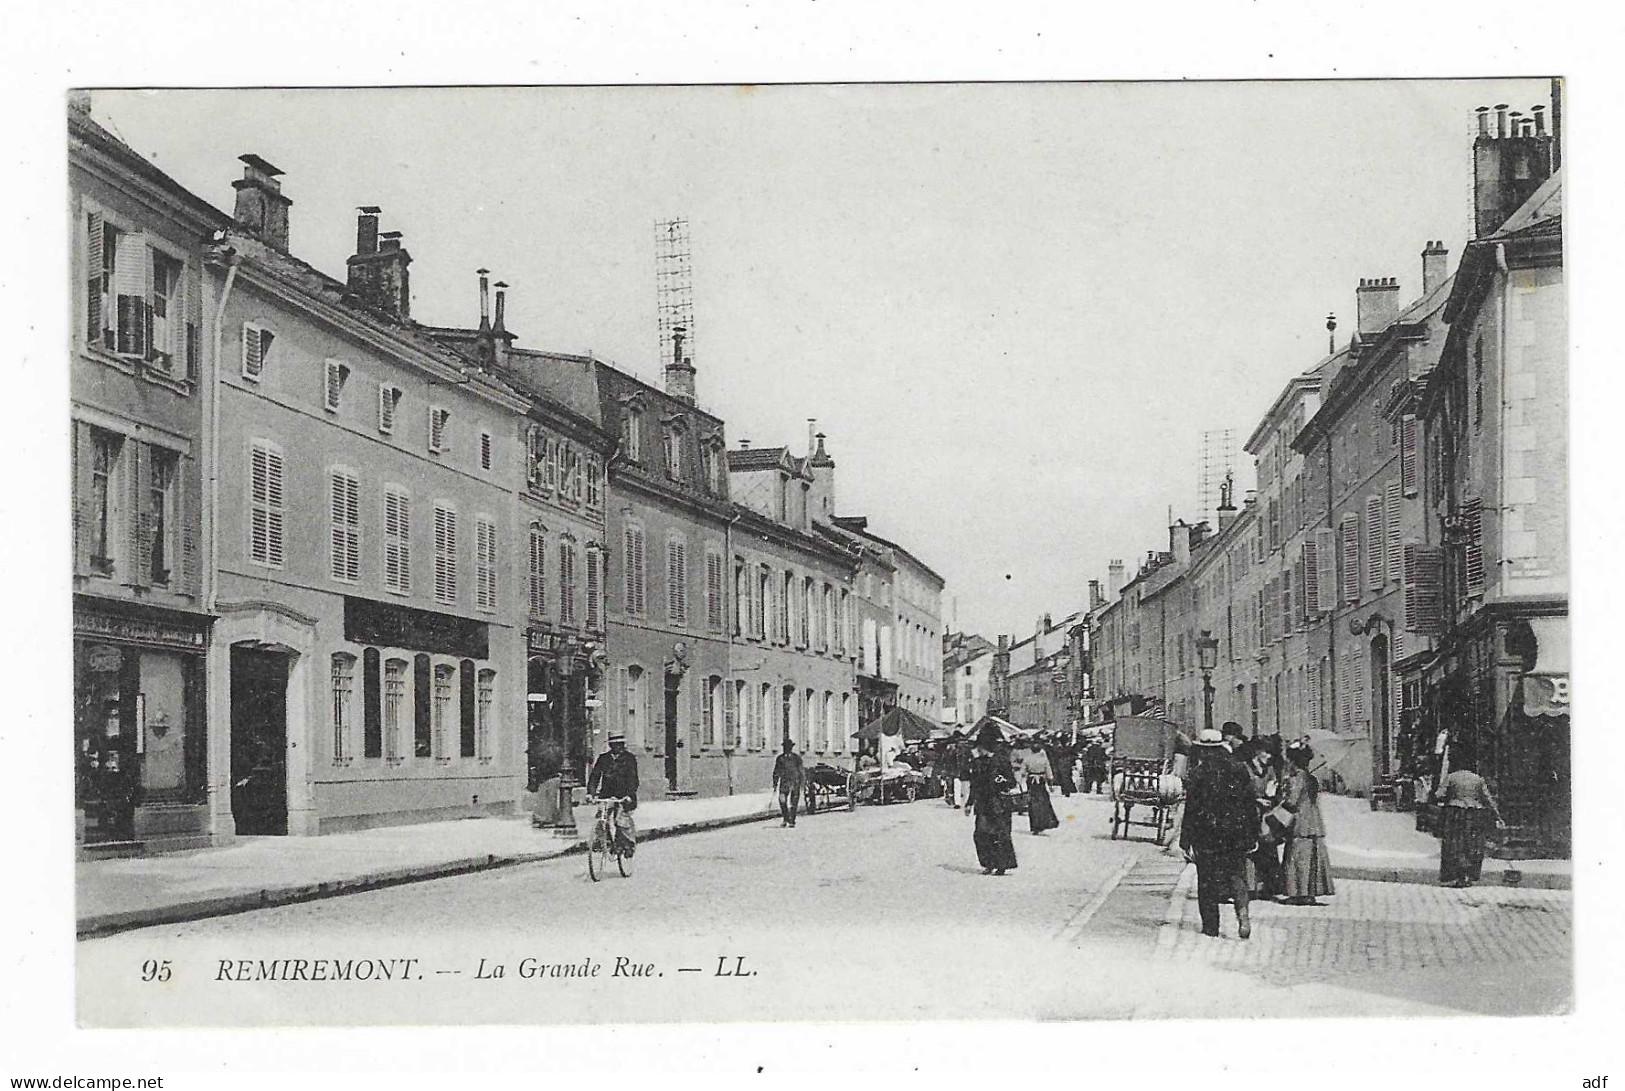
[1277, 742, 1334, 905]
[964, 723, 1019, 875]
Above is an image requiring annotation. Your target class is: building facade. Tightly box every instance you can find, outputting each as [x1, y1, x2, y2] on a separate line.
[941, 631, 995, 729]
[596, 357, 734, 797]
[1406, 104, 1566, 855]
[71, 103, 220, 853]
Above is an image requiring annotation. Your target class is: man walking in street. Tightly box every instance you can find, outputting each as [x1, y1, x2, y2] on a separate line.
[952, 732, 974, 809]
[1180, 724, 1257, 939]
[772, 739, 806, 827]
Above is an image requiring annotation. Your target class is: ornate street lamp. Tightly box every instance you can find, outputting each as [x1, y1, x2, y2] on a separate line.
[1196, 630, 1220, 734]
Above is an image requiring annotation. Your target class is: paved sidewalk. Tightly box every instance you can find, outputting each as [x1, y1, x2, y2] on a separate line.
[77, 792, 776, 936]
[1319, 794, 1571, 888]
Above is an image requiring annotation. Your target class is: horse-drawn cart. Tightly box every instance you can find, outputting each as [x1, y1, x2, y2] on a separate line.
[1109, 715, 1184, 845]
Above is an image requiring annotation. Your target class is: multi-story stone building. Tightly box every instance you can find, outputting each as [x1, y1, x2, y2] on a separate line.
[1003, 611, 1084, 733]
[71, 101, 221, 853]
[596, 351, 733, 797]
[832, 516, 944, 723]
[941, 631, 995, 729]
[422, 278, 616, 799]
[726, 439, 859, 773]
[207, 185, 533, 838]
[1406, 102, 1566, 855]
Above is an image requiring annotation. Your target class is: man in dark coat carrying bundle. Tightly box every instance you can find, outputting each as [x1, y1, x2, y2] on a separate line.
[1179, 724, 1258, 939]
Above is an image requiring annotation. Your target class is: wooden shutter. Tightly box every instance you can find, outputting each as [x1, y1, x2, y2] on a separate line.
[1402, 543, 1445, 633]
[1314, 527, 1337, 615]
[179, 455, 200, 596]
[184, 265, 201, 381]
[86, 212, 105, 347]
[1391, 628, 1406, 735]
[378, 384, 396, 433]
[1385, 480, 1402, 586]
[127, 440, 151, 587]
[242, 324, 263, 379]
[723, 682, 736, 748]
[73, 422, 95, 575]
[1462, 496, 1486, 592]
[1339, 649, 1352, 728]
[1365, 495, 1385, 591]
[528, 526, 545, 617]
[1340, 513, 1360, 605]
[1352, 644, 1365, 721]
[1306, 660, 1320, 731]
[434, 505, 456, 603]
[1400, 416, 1419, 497]
[586, 548, 602, 630]
[632, 528, 646, 617]
[1281, 569, 1293, 636]
[1301, 539, 1318, 617]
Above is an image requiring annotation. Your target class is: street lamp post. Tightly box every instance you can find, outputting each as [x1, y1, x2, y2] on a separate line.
[1197, 630, 1220, 735]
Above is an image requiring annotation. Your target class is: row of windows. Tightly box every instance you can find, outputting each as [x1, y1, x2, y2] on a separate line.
[619, 405, 725, 494]
[527, 524, 603, 631]
[732, 559, 851, 656]
[526, 426, 602, 509]
[248, 438, 498, 612]
[329, 650, 496, 765]
[76, 425, 186, 591]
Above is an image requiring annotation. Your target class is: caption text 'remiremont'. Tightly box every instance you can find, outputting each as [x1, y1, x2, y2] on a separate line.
[206, 955, 758, 983]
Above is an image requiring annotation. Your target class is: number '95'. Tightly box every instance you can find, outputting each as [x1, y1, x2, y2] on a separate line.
[140, 959, 172, 982]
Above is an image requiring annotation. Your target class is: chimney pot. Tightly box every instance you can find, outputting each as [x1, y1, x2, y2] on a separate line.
[1495, 103, 1509, 138]
[1532, 104, 1547, 136]
[356, 207, 381, 255]
[493, 282, 508, 334]
[232, 153, 292, 250]
[1476, 106, 1491, 136]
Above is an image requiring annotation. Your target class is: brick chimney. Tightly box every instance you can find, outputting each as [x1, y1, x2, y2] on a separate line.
[1472, 101, 1556, 238]
[232, 154, 291, 251]
[1088, 579, 1104, 609]
[1421, 240, 1450, 297]
[664, 326, 697, 405]
[1107, 559, 1125, 598]
[346, 208, 412, 320]
[1356, 277, 1401, 338]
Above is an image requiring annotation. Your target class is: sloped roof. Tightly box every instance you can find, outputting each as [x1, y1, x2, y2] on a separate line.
[1492, 170, 1562, 237]
[728, 446, 791, 470]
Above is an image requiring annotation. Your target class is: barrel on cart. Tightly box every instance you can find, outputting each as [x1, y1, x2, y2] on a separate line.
[1108, 715, 1184, 845]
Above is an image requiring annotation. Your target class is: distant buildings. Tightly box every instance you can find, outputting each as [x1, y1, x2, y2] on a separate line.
[1084, 98, 1567, 857]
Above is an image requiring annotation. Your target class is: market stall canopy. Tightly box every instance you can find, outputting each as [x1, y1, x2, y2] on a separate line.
[853, 706, 938, 741]
[1111, 715, 1183, 763]
[969, 714, 1035, 742]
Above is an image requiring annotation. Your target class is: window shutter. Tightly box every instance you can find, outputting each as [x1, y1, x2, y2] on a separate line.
[176, 455, 200, 595]
[1400, 416, 1419, 497]
[667, 541, 681, 623]
[1314, 527, 1337, 614]
[1339, 650, 1352, 728]
[112, 234, 149, 357]
[1402, 543, 1445, 633]
[1306, 660, 1320, 731]
[1300, 538, 1319, 617]
[378, 384, 396, 433]
[1463, 496, 1486, 592]
[632, 528, 646, 616]
[1281, 569, 1292, 636]
[183, 267, 201, 381]
[127, 441, 151, 587]
[242, 324, 263, 380]
[722, 683, 736, 748]
[529, 526, 545, 617]
[73, 422, 95, 575]
[434, 505, 457, 603]
[1340, 514, 1360, 605]
[1391, 628, 1405, 734]
[1352, 644, 1365, 721]
[86, 213, 105, 346]
[1385, 480, 1402, 586]
[586, 548, 602, 630]
[1365, 495, 1385, 591]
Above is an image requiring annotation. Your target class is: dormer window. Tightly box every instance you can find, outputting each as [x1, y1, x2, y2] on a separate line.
[621, 407, 643, 462]
[663, 427, 683, 479]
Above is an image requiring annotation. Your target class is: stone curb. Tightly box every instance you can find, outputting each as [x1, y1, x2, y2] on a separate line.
[1331, 863, 1570, 890]
[77, 808, 779, 939]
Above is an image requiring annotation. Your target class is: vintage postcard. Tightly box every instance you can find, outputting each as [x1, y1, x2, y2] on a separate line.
[66, 79, 1571, 1030]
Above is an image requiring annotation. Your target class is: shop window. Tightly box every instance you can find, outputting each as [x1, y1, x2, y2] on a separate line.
[383, 657, 407, 761]
[477, 669, 496, 762]
[330, 653, 356, 765]
[433, 664, 456, 761]
[460, 659, 477, 758]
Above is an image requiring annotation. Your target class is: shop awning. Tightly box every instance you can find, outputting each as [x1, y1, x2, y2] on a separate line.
[852, 706, 938, 741]
[1523, 617, 1570, 717]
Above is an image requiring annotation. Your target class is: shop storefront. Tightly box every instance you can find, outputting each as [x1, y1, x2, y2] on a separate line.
[525, 628, 604, 806]
[74, 595, 210, 853]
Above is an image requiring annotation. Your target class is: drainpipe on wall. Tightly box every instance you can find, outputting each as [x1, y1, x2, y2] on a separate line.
[201, 243, 239, 844]
[722, 509, 740, 795]
[204, 247, 240, 614]
[1322, 431, 1337, 741]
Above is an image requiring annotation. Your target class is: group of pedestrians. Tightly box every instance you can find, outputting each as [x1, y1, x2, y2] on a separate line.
[1180, 721, 1336, 939]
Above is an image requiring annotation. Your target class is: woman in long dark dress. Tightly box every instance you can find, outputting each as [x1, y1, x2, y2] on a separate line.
[1437, 750, 1505, 887]
[1023, 743, 1060, 834]
[1279, 743, 1335, 905]
[965, 729, 1019, 875]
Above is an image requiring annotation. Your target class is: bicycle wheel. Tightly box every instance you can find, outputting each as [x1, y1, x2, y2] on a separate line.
[616, 845, 632, 877]
[588, 823, 609, 882]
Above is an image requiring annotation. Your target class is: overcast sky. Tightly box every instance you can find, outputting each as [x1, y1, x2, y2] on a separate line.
[90, 79, 1552, 640]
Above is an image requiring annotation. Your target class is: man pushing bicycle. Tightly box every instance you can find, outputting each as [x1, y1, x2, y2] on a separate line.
[587, 731, 640, 856]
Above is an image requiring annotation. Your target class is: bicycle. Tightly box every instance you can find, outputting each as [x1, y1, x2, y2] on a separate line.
[585, 796, 633, 881]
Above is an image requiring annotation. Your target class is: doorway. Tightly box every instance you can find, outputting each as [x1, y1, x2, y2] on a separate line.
[663, 674, 681, 791]
[230, 646, 289, 835]
[1370, 634, 1391, 778]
